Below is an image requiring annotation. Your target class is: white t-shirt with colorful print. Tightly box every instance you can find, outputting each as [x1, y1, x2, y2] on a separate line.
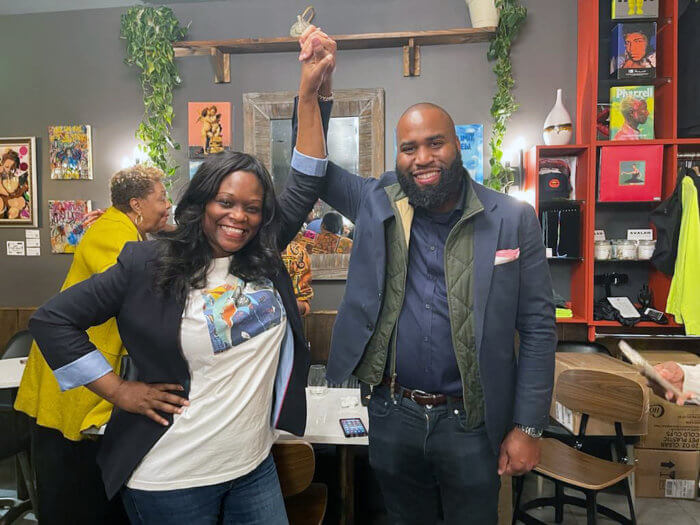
[127, 256, 286, 491]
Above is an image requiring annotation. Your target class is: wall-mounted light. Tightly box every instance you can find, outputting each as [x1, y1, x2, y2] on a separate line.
[120, 145, 147, 169]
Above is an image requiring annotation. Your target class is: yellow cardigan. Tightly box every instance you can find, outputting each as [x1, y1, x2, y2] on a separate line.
[15, 207, 141, 441]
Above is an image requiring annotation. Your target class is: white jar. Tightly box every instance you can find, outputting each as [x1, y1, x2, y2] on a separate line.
[616, 240, 637, 260]
[637, 239, 656, 260]
[595, 240, 613, 260]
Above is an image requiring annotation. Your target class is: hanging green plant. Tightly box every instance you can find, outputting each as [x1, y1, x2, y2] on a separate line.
[486, 0, 527, 192]
[120, 6, 188, 188]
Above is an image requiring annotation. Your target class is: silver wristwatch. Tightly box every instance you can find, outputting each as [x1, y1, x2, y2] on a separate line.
[516, 424, 543, 439]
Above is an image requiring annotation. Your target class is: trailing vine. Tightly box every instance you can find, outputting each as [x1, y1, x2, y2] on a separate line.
[486, 0, 527, 192]
[120, 6, 188, 188]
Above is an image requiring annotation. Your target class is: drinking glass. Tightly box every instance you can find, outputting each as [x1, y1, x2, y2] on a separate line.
[308, 364, 328, 397]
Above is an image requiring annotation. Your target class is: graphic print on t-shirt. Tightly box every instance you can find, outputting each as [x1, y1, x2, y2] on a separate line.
[202, 278, 284, 353]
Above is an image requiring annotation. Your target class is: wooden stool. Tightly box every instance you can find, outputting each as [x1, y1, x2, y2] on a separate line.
[513, 362, 647, 525]
[272, 440, 327, 525]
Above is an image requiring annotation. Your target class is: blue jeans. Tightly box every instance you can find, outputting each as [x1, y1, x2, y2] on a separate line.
[121, 454, 287, 525]
[368, 385, 500, 525]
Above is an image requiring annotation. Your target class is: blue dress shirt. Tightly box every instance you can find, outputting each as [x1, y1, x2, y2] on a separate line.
[390, 184, 467, 397]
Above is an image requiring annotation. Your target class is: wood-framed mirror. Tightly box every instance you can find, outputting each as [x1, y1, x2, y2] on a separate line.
[243, 88, 384, 280]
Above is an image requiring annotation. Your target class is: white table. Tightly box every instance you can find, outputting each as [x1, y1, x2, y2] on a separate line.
[278, 387, 369, 445]
[279, 387, 368, 525]
[0, 358, 26, 389]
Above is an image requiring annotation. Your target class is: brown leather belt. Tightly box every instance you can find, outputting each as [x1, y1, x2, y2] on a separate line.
[380, 377, 462, 407]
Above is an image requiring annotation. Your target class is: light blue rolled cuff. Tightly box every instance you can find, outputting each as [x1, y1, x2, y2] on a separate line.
[291, 148, 328, 177]
[53, 349, 113, 391]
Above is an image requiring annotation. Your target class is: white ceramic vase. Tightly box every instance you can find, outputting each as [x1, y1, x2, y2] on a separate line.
[543, 89, 573, 145]
[466, 0, 499, 28]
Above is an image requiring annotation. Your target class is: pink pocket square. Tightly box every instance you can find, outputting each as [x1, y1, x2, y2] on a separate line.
[494, 248, 520, 266]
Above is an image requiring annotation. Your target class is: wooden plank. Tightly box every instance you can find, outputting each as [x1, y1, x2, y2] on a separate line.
[403, 38, 420, 77]
[174, 27, 495, 57]
[17, 308, 37, 331]
[303, 311, 337, 364]
[209, 47, 230, 83]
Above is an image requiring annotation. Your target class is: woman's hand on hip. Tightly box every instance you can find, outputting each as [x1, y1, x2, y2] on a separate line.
[88, 372, 189, 426]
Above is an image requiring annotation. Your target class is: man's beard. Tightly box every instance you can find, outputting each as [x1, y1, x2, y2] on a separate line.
[396, 153, 466, 211]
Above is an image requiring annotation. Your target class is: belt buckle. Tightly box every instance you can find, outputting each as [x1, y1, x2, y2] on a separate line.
[410, 389, 436, 409]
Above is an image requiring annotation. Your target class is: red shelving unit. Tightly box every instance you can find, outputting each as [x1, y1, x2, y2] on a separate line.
[524, 1, 700, 339]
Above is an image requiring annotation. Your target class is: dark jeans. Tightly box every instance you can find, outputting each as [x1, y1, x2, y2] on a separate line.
[31, 423, 129, 525]
[368, 385, 499, 525]
[121, 454, 287, 525]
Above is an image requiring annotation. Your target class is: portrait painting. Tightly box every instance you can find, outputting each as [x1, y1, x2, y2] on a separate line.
[0, 137, 38, 227]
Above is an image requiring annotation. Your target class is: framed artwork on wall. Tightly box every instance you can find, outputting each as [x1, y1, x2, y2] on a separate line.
[49, 125, 93, 180]
[48, 199, 92, 253]
[243, 88, 384, 280]
[0, 137, 38, 227]
[188, 102, 232, 159]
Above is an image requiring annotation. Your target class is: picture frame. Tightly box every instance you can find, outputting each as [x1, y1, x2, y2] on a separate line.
[598, 145, 662, 202]
[49, 125, 93, 180]
[188, 102, 232, 159]
[243, 88, 384, 280]
[0, 136, 38, 227]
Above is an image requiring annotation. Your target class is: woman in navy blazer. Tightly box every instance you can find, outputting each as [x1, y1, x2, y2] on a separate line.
[28, 151, 325, 523]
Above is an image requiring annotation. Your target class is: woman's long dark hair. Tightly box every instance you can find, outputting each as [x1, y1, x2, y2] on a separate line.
[152, 151, 281, 303]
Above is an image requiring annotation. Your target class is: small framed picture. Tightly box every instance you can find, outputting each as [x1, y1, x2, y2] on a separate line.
[0, 137, 38, 227]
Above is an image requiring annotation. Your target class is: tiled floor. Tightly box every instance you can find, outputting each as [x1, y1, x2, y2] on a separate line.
[1, 456, 698, 524]
[518, 475, 699, 525]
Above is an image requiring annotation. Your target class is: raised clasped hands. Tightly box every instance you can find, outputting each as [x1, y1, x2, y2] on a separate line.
[297, 25, 337, 100]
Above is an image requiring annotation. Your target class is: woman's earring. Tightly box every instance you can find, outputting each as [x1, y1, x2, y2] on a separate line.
[136, 213, 143, 226]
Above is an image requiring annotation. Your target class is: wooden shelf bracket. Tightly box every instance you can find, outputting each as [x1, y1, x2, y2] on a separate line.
[210, 47, 231, 84]
[403, 38, 421, 77]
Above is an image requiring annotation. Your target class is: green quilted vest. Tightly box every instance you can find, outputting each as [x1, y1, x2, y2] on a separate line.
[354, 178, 486, 428]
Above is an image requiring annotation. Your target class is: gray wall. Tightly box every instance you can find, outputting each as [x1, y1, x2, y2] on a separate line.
[0, 0, 577, 308]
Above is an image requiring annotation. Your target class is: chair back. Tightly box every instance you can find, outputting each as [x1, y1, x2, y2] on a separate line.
[557, 341, 611, 355]
[272, 440, 315, 498]
[2, 330, 33, 360]
[556, 369, 646, 424]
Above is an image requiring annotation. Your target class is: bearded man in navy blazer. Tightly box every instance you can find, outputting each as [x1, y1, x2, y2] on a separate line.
[293, 27, 556, 524]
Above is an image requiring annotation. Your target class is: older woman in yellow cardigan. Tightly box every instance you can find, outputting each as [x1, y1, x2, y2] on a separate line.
[15, 165, 170, 525]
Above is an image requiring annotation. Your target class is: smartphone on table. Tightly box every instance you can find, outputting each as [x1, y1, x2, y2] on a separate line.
[339, 417, 367, 437]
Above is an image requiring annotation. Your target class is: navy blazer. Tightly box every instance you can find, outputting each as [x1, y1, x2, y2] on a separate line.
[315, 163, 557, 453]
[29, 169, 320, 498]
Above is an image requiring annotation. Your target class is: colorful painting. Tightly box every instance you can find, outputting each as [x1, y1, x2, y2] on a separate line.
[188, 102, 232, 159]
[455, 124, 484, 184]
[48, 199, 92, 253]
[49, 125, 93, 180]
[202, 278, 284, 353]
[0, 137, 38, 227]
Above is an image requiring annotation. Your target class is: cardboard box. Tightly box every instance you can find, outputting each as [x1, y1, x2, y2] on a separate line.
[637, 393, 700, 450]
[611, 0, 659, 20]
[634, 448, 699, 499]
[638, 351, 700, 366]
[550, 353, 649, 436]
